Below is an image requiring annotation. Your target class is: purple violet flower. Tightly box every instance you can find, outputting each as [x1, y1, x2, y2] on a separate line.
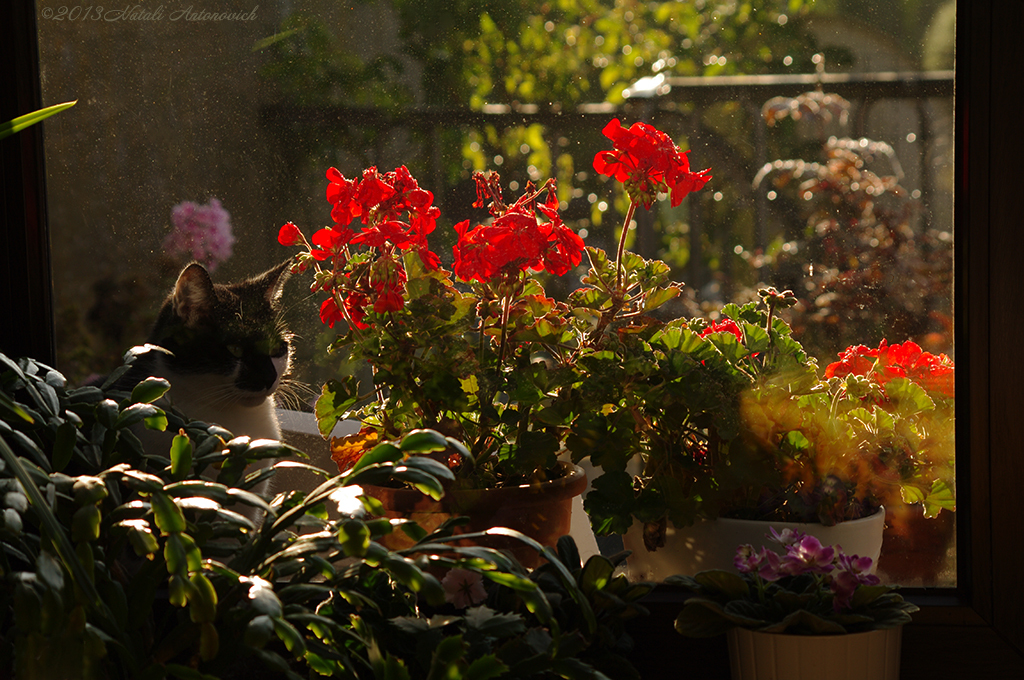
[734, 544, 782, 581]
[780, 534, 836, 576]
[767, 527, 804, 547]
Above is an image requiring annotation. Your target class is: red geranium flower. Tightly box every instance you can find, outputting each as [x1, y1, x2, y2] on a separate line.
[593, 118, 712, 208]
[277, 222, 304, 247]
[826, 340, 955, 399]
[824, 343, 879, 380]
[453, 175, 583, 283]
[311, 226, 353, 261]
[319, 297, 345, 328]
[700, 318, 744, 343]
[326, 168, 360, 226]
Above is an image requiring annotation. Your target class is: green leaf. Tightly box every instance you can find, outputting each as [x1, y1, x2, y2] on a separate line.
[463, 605, 526, 638]
[399, 428, 449, 453]
[764, 609, 847, 635]
[391, 466, 446, 500]
[151, 492, 186, 535]
[579, 553, 614, 595]
[52, 421, 77, 472]
[464, 654, 509, 680]
[643, 285, 679, 312]
[73, 475, 109, 505]
[350, 443, 404, 473]
[248, 580, 283, 617]
[189, 572, 218, 623]
[675, 598, 755, 638]
[115, 403, 162, 429]
[274, 617, 307, 656]
[71, 504, 102, 542]
[0, 100, 77, 140]
[315, 378, 360, 438]
[130, 376, 171, 404]
[339, 519, 371, 556]
[36, 550, 66, 591]
[698, 569, 754, 601]
[427, 635, 467, 680]
[400, 454, 456, 481]
[170, 433, 193, 480]
[245, 614, 276, 648]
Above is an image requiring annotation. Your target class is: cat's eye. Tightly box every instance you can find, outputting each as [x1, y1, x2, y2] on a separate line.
[226, 345, 244, 358]
[254, 337, 287, 357]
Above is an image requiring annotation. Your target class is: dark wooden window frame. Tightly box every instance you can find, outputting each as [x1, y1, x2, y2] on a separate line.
[2, 1, 1022, 675]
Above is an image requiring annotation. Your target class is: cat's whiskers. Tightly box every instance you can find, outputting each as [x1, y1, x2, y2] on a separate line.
[273, 378, 315, 412]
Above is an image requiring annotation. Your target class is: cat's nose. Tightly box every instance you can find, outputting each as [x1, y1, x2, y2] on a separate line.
[237, 357, 279, 393]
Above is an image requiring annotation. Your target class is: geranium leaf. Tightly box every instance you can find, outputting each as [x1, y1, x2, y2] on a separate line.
[314, 378, 360, 438]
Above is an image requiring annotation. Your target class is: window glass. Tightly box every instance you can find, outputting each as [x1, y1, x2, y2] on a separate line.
[38, 0, 955, 586]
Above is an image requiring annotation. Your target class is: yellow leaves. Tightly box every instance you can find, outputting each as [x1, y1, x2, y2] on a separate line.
[330, 428, 379, 473]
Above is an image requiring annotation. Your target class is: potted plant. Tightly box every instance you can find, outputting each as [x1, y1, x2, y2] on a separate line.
[600, 325, 956, 581]
[670, 531, 918, 680]
[822, 339, 956, 583]
[276, 118, 712, 561]
[0, 349, 651, 678]
[277, 117, 954, 579]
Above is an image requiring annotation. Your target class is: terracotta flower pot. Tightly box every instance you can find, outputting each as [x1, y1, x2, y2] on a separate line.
[727, 627, 904, 680]
[360, 461, 588, 568]
[622, 509, 886, 581]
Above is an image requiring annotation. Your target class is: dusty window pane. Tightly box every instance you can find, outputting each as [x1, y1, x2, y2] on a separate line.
[38, 0, 955, 587]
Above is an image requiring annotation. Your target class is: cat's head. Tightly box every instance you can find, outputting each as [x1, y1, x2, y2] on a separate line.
[150, 260, 292, 407]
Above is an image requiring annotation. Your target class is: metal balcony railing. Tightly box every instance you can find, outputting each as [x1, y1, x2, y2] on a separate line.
[261, 70, 954, 293]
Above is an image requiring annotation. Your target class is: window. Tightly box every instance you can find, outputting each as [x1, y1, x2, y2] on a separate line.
[2, 0, 1023, 674]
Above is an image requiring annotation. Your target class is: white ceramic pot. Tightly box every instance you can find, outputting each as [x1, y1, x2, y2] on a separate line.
[727, 627, 903, 680]
[622, 509, 885, 581]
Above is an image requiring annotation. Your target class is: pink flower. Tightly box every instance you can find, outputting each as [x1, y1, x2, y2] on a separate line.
[779, 534, 835, 576]
[164, 198, 234, 271]
[734, 544, 782, 581]
[767, 527, 804, 548]
[831, 551, 880, 611]
[442, 568, 487, 609]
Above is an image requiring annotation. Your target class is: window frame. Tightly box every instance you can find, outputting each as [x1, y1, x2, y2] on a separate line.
[1, 0, 1021, 674]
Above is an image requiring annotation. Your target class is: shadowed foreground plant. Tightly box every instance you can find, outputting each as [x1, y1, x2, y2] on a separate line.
[0, 349, 648, 678]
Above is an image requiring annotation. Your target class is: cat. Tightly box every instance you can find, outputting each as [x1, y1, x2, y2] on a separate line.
[136, 259, 294, 442]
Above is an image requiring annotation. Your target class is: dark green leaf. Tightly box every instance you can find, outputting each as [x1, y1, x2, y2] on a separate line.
[131, 377, 171, 404]
[52, 421, 77, 472]
[151, 492, 186, 534]
[350, 443, 404, 473]
[399, 428, 449, 453]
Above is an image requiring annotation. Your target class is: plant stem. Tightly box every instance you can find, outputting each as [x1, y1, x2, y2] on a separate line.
[615, 200, 639, 290]
[496, 290, 513, 373]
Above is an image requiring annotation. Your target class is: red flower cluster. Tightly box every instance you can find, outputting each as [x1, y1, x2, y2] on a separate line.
[277, 165, 442, 330]
[326, 165, 441, 272]
[452, 172, 584, 284]
[825, 340, 955, 399]
[593, 118, 712, 209]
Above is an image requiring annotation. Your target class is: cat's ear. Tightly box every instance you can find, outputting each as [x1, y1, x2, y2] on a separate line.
[257, 259, 292, 305]
[173, 263, 216, 326]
